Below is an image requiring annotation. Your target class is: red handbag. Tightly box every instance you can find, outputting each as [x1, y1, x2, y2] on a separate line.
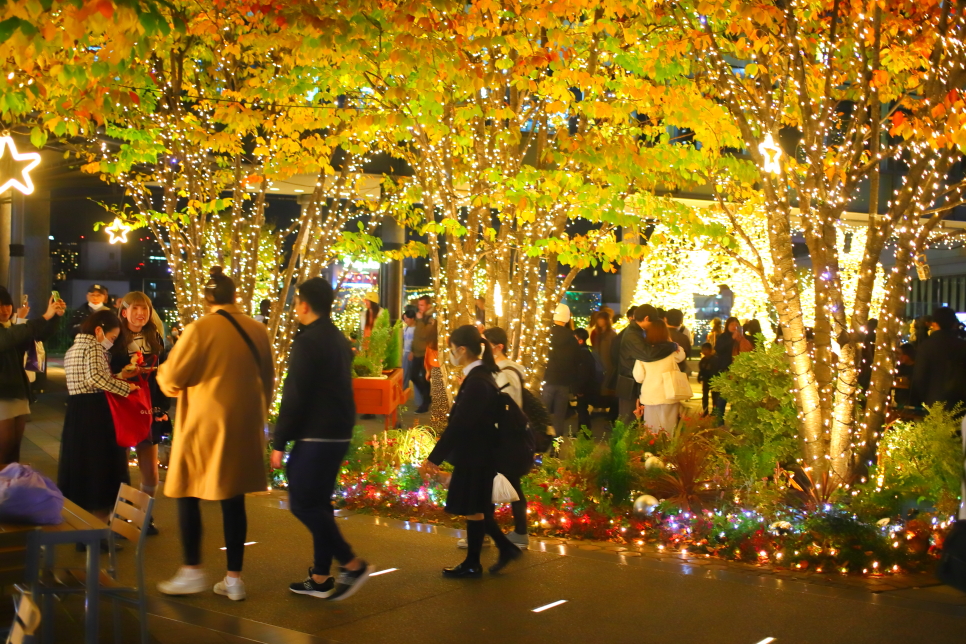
[106, 374, 153, 448]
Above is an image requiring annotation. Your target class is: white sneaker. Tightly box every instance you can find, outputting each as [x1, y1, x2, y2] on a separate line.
[456, 535, 493, 549]
[507, 531, 530, 550]
[157, 568, 208, 595]
[214, 576, 247, 601]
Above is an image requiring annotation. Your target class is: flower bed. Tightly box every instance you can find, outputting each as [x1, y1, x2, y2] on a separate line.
[269, 412, 956, 577]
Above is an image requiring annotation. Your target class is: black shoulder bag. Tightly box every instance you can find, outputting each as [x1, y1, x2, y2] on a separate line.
[216, 310, 262, 370]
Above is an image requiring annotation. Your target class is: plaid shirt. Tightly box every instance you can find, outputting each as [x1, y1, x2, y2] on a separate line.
[65, 334, 131, 397]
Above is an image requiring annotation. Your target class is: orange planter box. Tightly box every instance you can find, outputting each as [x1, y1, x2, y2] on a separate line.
[353, 367, 411, 430]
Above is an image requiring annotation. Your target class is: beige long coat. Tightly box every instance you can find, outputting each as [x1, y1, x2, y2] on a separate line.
[157, 305, 275, 500]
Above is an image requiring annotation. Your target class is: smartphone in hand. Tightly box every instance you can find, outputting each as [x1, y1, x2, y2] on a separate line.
[50, 291, 60, 301]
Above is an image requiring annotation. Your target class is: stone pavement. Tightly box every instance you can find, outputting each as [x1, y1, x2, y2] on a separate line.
[13, 363, 966, 643]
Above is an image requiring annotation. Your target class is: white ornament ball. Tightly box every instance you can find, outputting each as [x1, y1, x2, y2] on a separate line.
[644, 456, 665, 471]
[633, 494, 660, 515]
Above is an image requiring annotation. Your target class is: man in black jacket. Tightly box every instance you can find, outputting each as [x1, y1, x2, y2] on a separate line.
[270, 278, 372, 601]
[912, 307, 966, 410]
[542, 304, 580, 435]
[67, 284, 109, 338]
[615, 304, 677, 424]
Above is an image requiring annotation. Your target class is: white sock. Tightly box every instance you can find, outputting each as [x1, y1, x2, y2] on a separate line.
[224, 576, 240, 586]
[181, 567, 204, 579]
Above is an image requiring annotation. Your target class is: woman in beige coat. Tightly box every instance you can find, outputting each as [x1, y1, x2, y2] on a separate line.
[156, 267, 275, 602]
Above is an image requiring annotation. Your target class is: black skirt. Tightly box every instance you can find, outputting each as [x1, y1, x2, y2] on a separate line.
[444, 464, 495, 516]
[57, 393, 130, 512]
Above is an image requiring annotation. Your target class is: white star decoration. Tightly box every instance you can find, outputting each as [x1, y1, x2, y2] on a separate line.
[105, 218, 132, 244]
[0, 136, 41, 195]
[758, 133, 783, 175]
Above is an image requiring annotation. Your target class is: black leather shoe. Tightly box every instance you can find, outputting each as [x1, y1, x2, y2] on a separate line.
[489, 548, 522, 574]
[442, 562, 483, 578]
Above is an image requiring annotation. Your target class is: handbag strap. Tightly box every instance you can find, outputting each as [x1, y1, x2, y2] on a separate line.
[215, 310, 261, 370]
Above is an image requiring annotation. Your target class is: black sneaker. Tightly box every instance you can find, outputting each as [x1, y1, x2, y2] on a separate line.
[289, 569, 336, 598]
[147, 523, 159, 536]
[329, 561, 373, 602]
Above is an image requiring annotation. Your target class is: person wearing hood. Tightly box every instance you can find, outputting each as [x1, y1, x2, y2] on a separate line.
[542, 304, 580, 436]
[68, 284, 110, 338]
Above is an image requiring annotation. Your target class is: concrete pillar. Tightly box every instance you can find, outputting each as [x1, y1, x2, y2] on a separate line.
[380, 217, 404, 320]
[620, 228, 640, 314]
[7, 191, 24, 301]
[0, 198, 10, 286]
[23, 191, 51, 310]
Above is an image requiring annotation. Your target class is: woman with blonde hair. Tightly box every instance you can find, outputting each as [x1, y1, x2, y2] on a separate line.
[110, 291, 170, 534]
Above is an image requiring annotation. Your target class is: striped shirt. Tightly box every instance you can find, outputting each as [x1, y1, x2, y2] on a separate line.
[65, 334, 131, 397]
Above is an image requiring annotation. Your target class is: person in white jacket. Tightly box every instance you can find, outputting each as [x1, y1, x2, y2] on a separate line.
[633, 319, 686, 433]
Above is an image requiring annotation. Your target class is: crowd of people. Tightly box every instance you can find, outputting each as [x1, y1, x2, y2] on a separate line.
[1, 272, 963, 608]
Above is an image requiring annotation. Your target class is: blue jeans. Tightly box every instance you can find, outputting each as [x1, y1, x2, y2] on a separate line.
[542, 384, 571, 436]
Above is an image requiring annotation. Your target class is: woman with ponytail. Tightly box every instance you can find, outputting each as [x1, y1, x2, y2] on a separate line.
[419, 325, 522, 577]
[157, 267, 276, 601]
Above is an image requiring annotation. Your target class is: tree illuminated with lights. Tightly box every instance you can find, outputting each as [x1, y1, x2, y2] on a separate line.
[661, 0, 966, 482]
[314, 0, 734, 384]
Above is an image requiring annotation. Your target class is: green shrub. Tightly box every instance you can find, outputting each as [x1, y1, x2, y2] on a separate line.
[710, 336, 799, 489]
[873, 403, 964, 515]
[353, 312, 402, 377]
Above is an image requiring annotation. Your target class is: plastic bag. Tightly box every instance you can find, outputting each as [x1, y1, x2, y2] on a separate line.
[492, 473, 519, 504]
[0, 463, 64, 525]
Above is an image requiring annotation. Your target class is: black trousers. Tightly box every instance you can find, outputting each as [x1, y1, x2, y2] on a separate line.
[178, 495, 247, 572]
[701, 381, 711, 414]
[287, 440, 356, 576]
[411, 356, 431, 409]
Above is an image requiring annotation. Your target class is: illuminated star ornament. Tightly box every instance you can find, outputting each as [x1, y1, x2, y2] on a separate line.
[0, 136, 41, 195]
[758, 133, 783, 175]
[105, 218, 132, 244]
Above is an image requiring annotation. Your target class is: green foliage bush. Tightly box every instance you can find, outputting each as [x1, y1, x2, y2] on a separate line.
[872, 403, 964, 515]
[353, 311, 402, 377]
[710, 336, 799, 489]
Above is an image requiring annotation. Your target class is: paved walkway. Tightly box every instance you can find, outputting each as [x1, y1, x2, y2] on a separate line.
[15, 365, 966, 643]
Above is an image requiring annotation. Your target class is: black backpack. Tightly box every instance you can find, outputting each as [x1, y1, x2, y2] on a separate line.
[482, 377, 536, 478]
[503, 366, 554, 454]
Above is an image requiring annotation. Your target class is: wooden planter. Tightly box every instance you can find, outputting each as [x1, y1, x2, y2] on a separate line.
[353, 367, 411, 430]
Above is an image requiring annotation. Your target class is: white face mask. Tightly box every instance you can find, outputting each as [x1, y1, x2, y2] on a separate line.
[89, 302, 106, 311]
[449, 348, 462, 367]
[99, 336, 114, 351]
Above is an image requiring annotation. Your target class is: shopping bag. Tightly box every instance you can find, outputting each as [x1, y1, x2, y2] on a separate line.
[106, 376, 153, 448]
[24, 341, 44, 373]
[0, 463, 63, 525]
[662, 370, 692, 401]
[492, 473, 520, 504]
